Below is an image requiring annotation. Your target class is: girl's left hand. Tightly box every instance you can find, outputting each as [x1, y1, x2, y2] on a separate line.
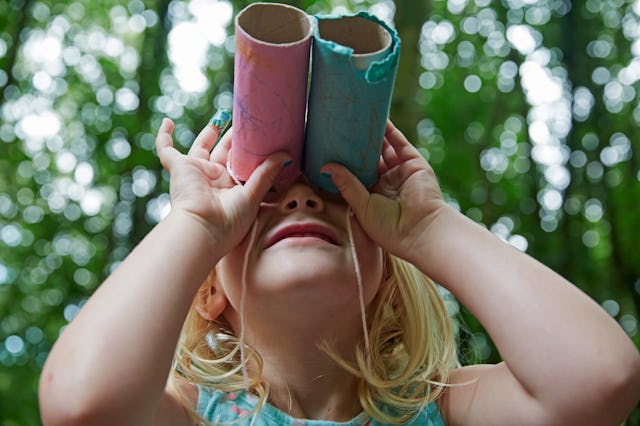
[156, 117, 290, 255]
[321, 121, 449, 264]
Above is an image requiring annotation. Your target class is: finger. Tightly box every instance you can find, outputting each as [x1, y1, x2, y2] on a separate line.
[381, 139, 400, 170]
[201, 160, 235, 187]
[380, 157, 428, 188]
[209, 108, 232, 131]
[385, 121, 422, 161]
[210, 128, 232, 166]
[243, 152, 293, 205]
[378, 155, 389, 175]
[188, 109, 232, 158]
[188, 125, 219, 159]
[155, 118, 180, 170]
[320, 163, 370, 220]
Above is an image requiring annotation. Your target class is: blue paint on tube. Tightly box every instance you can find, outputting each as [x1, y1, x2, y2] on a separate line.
[304, 12, 401, 192]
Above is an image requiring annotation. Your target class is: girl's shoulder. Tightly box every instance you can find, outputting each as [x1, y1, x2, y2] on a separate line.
[197, 386, 445, 426]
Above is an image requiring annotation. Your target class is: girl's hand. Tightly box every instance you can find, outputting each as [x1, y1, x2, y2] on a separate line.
[155, 117, 290, 253]
[321, 121, 449, 264]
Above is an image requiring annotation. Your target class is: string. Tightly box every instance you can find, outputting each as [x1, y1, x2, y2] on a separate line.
[240, 218, 259, 389]
[226, 151, 258, 420]
[227, 156, 243, 186]
[346, 207, 370, 355]
[235, 177, 370, 389]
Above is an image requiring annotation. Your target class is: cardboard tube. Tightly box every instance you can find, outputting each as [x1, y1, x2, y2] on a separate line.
[304, 13, 400, 192]
[231, 3, 311, 182]
[318, 16, 392, 70]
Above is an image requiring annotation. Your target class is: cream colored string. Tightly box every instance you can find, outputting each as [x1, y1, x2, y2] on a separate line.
[227, 147, 253, 389]
[239, 218, 259, 390]
[346, 207, 370, 355]
[238, 196, 370, 390]
[226, 156, 242, 186]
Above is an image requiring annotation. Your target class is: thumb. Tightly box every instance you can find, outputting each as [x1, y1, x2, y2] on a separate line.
[243, 153, 292, 204]
[321, 163, 370, 220]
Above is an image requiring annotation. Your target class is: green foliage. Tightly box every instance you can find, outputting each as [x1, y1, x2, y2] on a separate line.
[0, 0, 638, 424]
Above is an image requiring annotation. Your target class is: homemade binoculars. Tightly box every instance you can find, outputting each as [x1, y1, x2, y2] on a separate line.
[230, 2, 400, 192]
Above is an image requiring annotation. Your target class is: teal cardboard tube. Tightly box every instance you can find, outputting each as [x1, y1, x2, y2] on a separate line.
[304, 12, 400, 192]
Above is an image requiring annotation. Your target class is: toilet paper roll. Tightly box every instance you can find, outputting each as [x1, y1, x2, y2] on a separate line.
[231, 2, 312, 182]
[304, 12, 400, 192]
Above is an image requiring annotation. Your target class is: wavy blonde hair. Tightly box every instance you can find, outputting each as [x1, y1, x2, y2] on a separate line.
[173, 253, 458, 424]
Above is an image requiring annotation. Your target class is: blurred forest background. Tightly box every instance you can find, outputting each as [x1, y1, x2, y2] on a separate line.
[1, 0, 639, 424]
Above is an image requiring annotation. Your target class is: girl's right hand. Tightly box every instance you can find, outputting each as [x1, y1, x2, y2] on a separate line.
[321, 121, 450, 266]
[155, 117, 291, 254]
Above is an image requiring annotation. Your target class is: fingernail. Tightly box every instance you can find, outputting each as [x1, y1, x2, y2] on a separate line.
[282, 160, 293, 167]
[209, 109, 232, 130]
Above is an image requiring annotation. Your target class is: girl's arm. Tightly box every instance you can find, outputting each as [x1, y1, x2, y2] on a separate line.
[39, 210, 216, 426]
[39, 119, 289, 426]
[323, 121, 640, 426]
[417, 205, 640, 426]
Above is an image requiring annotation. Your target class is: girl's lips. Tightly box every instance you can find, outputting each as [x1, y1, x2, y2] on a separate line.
[264, 222, 339, 248]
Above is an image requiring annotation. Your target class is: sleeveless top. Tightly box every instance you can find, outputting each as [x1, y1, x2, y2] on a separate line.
[197, 387, 445, 425]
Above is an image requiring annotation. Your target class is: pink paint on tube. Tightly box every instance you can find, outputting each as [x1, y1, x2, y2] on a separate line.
[231, 3, 312, 182]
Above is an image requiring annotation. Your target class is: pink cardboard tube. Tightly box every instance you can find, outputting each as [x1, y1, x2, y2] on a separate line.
[231, 3, 312, 182]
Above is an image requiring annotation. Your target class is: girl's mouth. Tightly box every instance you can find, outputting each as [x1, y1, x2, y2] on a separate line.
[264, 222, 339, 248]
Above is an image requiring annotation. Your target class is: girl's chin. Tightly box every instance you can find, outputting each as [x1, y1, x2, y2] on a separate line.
[253, 245, 366, 292]
[250, 261, 355, 292]
[256, 267, 349, 288]
[258, 243, 346, 265]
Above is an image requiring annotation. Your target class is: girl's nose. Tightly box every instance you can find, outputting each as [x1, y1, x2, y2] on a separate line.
[278, 183, 324, 213]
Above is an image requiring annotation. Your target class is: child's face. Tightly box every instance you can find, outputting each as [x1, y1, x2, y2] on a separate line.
[216, 177, 384, 321]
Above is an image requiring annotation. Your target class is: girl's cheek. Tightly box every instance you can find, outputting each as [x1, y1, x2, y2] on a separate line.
[216, 253, 244, 309]
[351, 221, 384, 305]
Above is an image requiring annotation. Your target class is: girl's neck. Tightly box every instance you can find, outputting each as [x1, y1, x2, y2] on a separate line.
[225, 305, 366, 421]
[252, 336, 363, 421]
[262, 357, 362, 421]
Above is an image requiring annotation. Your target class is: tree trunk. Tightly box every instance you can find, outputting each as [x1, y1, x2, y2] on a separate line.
[0, 0, 33, 105]
[390, 0, 429, 144]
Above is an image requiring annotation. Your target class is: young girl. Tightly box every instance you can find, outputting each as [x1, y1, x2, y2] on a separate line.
[39, 114, 640, 426]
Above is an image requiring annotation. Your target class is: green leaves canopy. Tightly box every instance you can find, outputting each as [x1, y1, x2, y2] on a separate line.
[0, 0, 638, 424]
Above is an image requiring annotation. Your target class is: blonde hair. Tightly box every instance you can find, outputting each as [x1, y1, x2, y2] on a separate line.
[173, 253, 458, 424]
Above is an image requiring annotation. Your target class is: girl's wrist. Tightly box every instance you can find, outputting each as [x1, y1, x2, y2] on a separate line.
[413, 205, 515, 292]
[164, 208, 227, 262]
[406, 205, 471, 281]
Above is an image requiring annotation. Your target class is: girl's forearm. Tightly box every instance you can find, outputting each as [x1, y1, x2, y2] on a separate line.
[39, 209, 222, 424]
[414, 206, 640, 417]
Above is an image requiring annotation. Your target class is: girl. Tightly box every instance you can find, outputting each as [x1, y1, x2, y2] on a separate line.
[39, 114, 640, 425]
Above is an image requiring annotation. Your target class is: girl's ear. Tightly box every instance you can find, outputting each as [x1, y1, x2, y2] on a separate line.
[195, 281, 228, 321]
